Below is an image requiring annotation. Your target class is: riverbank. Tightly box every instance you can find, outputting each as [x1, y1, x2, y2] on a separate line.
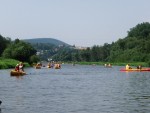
[1, 59, 149, 69]
[72, 61, 149, 67]
[0, 58, 30, 69]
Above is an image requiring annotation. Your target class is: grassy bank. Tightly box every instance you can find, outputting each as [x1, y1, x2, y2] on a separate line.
[74, 61, 149, 67]
[0, 58, 30, 69]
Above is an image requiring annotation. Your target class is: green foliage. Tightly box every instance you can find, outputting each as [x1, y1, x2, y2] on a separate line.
[2, 39, 37, 62]
[1, 22, 149, 64]
[0, 57, 19, 69]
[29, 55, 40, 64]
[52, 47, 74, 61]
[108, 22, 150, 63]
[0, 35, 11, 56]
[0, 57, 30, 69]
[51, 44, 110, 62]
[75, 61, 148, 67]
[27, 41, 70, 61]
[23, 38, 70, 46]
[52, 22, 150, 64]
[128, 22, 150, 39]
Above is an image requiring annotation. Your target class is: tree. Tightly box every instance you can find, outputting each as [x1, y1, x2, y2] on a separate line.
[2, 39, 37, 62]
[109, 22, 150, 62]
[30, 55, 40, 64]
[0, 35, 11, 56]
[127, 22, 150, 39]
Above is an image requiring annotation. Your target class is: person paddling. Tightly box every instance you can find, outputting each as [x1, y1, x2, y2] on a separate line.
[137, 64, 142, 69]
[15, 64, 19, 71]
[19, 62, 24, 72]
[126, 64, 132, 69]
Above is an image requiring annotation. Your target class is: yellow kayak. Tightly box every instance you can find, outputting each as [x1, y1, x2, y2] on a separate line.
[47, 65, 51, 68]
[120, 68, 150, 72]
[35, 66, 41, 69]
[55, 66, 61, 69]
[10, 70, 26, 76]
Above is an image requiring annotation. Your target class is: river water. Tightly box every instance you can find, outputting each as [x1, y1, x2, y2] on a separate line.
[0, 64, 150, 113]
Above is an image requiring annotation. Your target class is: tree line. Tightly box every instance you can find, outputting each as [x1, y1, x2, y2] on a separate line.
[0, 37, 39, 64]
[51, 22, 150, 64]
[1, 22, 150, 65]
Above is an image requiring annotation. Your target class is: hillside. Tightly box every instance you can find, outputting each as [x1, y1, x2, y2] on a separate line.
[108, 22, 150, 62]
[22, 38, 72, 61]
[50, 22, 150, 63]
[22, 38, 70, 46]
[20, 22, 150, 63]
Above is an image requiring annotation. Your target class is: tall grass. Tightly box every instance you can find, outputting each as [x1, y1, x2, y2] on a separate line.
[0, 57, 30, 69]
[74, 61, 149, 67]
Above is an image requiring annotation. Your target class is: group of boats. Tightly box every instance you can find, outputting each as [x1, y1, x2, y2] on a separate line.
[104, 63, 150, 72]
[34, 62, 61, 69]
[10, 63, 150, 76]
[10, 62, 61, 76]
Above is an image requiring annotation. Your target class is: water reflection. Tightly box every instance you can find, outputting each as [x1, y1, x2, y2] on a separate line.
[10, 75, 24, 79]
[125, 72, 150, 112]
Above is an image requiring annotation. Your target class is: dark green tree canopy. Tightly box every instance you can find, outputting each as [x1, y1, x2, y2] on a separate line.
[1, 22, 150, 63]
[127, 22, 150, 39]
[0, 35, 11, 56]
[109, 22, 150, 62]
[2, 39, 37, 62]
[51, 22, 150, 63]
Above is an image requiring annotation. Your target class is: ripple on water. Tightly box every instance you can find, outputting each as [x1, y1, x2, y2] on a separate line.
[0, 65, 150, 113]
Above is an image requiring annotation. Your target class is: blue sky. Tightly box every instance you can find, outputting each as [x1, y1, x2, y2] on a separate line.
[0, 0, 150, 47]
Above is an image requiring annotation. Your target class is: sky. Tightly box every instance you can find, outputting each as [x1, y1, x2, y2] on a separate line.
[0, 0, 150, 47]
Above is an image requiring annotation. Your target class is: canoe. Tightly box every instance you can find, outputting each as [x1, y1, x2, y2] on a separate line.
[120, 68, 150, 72]
[55, 66, 61, 69]
[10, 70, 26, 76]
[54, 63, 61, 69]
[35, 66, 41, 69]
[47, 66, 51, 68]
[105, 66, 112, 68]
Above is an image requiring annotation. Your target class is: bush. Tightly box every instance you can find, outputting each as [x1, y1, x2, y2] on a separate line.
[0, 57, 30, 69]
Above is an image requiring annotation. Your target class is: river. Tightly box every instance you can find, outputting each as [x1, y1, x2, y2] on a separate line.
[0, 64, 150, 113]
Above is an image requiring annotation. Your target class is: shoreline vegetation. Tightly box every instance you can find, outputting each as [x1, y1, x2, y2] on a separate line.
[1, 23, 150, 70]
[0, 58, 30, 69]
[0, 58, 149, 69]
[69, 62, 149, 67]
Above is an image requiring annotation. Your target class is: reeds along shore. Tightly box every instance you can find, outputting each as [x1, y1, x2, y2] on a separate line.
[71, 62, 149, 67]
[0, 58, 30, 69]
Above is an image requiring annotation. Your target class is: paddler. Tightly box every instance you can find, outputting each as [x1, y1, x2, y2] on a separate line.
[126, 64, 132, 69]
[15, 64, 19, 71]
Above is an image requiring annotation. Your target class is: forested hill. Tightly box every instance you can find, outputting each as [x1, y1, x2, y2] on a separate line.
[1, 22, 150, 63]
[51, 22, 150, 64]
[109, 22, 150, 62]
[22, 38, 70, 46]
[22, 38, 72, 61]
